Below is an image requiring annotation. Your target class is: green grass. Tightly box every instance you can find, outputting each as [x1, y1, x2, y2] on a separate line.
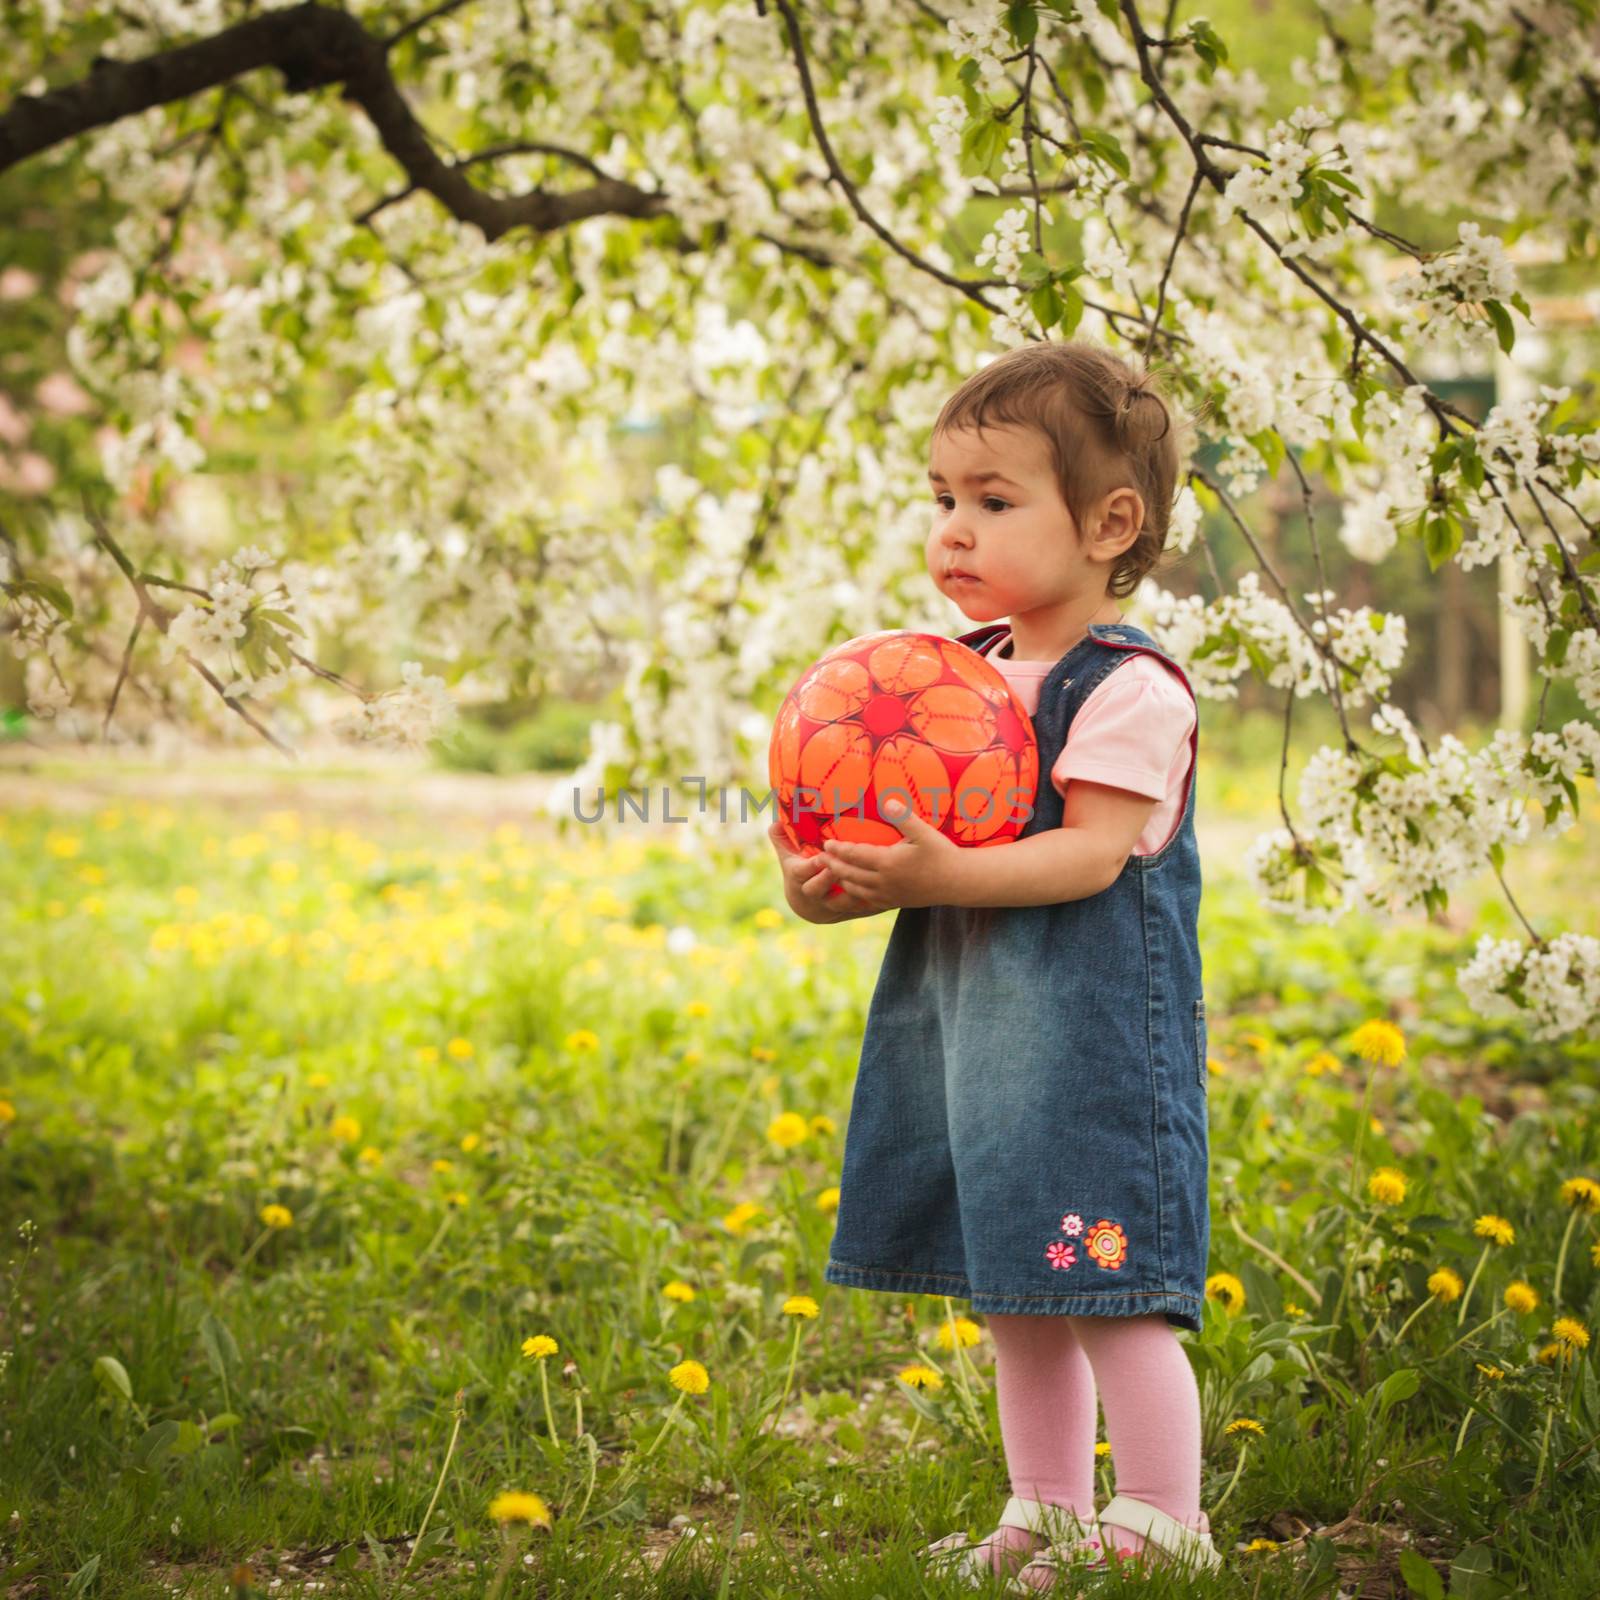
[1, 779, 1598, 1599]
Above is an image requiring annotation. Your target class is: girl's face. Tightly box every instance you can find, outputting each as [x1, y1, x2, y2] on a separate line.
[926, 422, 1137, 635]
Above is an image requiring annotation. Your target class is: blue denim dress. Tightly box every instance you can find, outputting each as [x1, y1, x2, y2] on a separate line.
[822, 620, 1210, 1331]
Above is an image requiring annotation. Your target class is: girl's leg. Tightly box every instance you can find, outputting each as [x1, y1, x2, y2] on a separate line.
[963, 1312, 1099, 1576]
[1063, 1313, 1210, 1559]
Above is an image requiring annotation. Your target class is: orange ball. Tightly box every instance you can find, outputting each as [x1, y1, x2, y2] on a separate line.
[769, 631, 1040, 868]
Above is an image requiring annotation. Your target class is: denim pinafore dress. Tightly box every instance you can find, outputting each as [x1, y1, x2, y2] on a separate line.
[822, 620, 1210, 1332]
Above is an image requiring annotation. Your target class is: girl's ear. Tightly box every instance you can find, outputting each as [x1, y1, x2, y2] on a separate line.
[1091, 488, 1144, 560]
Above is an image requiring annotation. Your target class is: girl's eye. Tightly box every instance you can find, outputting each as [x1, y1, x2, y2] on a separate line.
[933, 495, 1010, 512]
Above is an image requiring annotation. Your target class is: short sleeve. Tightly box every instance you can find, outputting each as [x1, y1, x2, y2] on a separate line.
[1051, 656, 1195, 803]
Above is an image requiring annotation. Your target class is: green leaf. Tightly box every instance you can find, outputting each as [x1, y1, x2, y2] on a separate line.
[65, 1555, 101, 1598]
[1398, 1548, 1445, 1600]
[1247, 429, 1285, 479]
[132, 1421, 181, 1469]
[256, 607, 306, 638]
[1058, 281, 1085, 336]
[1029, 281, 1063, 331]
[1005, 1, 1038, 46]
[1423, 516, 1463, 570]
[199, 1312, 241, 1383]
[1484, 300, 1515, 355]
[1546, 627, 1570, 667]
[1449, 1545, 1502, 1600]
[959, 115, 1010, 177]
[94, 1355, 132, 1403]
[1079, 127, 1130, 179]
[1377, 1365, 1420, 1417]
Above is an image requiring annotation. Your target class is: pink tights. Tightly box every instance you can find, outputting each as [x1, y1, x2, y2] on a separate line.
[971, 1313, 1209, 1580]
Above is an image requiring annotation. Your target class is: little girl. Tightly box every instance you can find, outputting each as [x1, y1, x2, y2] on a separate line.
[769, 339, 1224, 1590]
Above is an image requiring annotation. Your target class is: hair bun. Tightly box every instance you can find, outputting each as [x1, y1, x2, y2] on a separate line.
[1116, 384, 1171, 442]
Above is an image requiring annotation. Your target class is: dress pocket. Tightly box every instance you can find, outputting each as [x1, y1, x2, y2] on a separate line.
[1194, 997, 1208, 1089]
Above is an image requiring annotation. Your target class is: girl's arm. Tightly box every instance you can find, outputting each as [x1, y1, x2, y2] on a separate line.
[940, 781, 1159, 906]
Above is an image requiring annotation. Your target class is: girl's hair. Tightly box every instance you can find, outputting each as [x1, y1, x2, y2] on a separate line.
[930, 339, 1199, 598]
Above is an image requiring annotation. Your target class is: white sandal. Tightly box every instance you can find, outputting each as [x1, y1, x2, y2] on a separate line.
[1004, 1492, 1223, 1593]
[921, 1495, 1102, 1587]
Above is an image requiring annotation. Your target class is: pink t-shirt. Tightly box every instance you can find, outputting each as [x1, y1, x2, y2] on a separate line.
[984, 629, 1196, 856]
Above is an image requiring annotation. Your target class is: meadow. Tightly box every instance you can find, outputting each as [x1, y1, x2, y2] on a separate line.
[2, 750, 1599, 1600]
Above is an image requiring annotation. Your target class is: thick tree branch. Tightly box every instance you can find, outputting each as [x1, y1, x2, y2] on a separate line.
[0, 2, 668, 242]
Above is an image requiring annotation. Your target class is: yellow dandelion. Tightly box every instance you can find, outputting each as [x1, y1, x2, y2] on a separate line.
[1349, 1019, 1407, 1067]
[816, 1187, 840, 1214]
[896, 1363, 943, 1392]
[306, 1072, 332, 1091]
[1239, 1031, 1272, 1055]
[0, 1100, 15, 1124]
[522, 1335, 559, 1360]
[1427, 1267, 1465, 1302]
[446, 1191, 469, 1208]
[329, 1115, 361, 1143]
[416, 1045, 440, 1065]
[488, 1491, 551, 1527]
[782, 1295, 820, 1319]
[1473, 1214, 1515, 1246]
[1475, 1363, 1505, 1381]
[1553, 1316, 1590, 1350]
[681, 1047, 702, 1065]
[259, 1204, 293, 1230]
[1225, 1417, 1266, 1438]
[565, 1029, 600, 1052]
[683, 1000, 711, 1019]
[1367, 1166, 1408, 1206]
[1284, 1302, 1309, 1320]
[1536, 1342, 1563, 1366]
[1206, 1056, 1226, 1077]
[446, 1037, 475, 1061]
[759, 1074, 779, 1095]
[357, 1146, 383, 1166]
[1244, 1538, 1280, 1552]
[721, 1201, 763, 1235]
[1205, 1272, 1246, 1314]
[1559, 1176, 1600, 1213]
[753, 908, 783, 929]
[1094, 1441, 1112, 1460]
[766, 1111, 809, 1149]
[750, 1046, 777, 1062]
[935, 1316, 982, 1351]
[669, 1358, 710, 1395]
[1302, 1051, 1341, 1078]
[45, 832, 82, 858]
[432, 1157, 454, 1174]
[1504, 1280, 1540, 1314]
[662, 1280, 697, 1303]
[460, 1132, 481, 1153]
[810, 1114, 837, 1137]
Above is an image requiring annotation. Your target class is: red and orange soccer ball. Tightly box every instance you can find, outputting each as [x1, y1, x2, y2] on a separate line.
[768, 631, 1039, 861]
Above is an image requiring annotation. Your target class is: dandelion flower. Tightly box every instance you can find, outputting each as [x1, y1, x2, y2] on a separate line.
[815, 1188, 840, 1214]
[1553, 1316, 1590, 1351]
[1094, 1441, 1112, 1459]
[1302, 1051, 1340, 1078]
[460, 1132, 481, 1153]
[522, 1335, 559, 1359]
[1472, 1215, 1515, 1246]
[446, 1037, 475, 1061]
[1427, 1267, 1465, 1302]
[1284, 1302, 1309, 1321]
[433, 1158, 455, 1175]
[0, 1100, 15, 1123]
[1349, 1019, 1407, 1066]
[565, 1029, 600, 1052]
[662, 1281, 697, 1303]
[306, 1072, 332, 1091]
[1244, 1538, 1280, 1552]
[1536, 1342, 1563, 1366]
[1475, 1363, 1505, 1381]
[1504, 1281, 1540, 1314]
[753, 908, 783, 929]
[896, 1364, 943, 1392]
[934, 1315, 982, 1350]
[357, 1146, 383, 1166]
[720, 1201, 762, 1235]
[1559, 1176, 1600, 1213]
[809, 1114, 837, 1137]
[1224, 1418, 1266, 1438]
[1205, 1272, 1246, 1313]
[1367, 1167, 1408, 1206]
[766, 1112, 809, 1149]
[416, 1045, 440, 1065]
[488, 1491, 551, 1527]
[669, 1358, 711, 1395]
[259, 1204, 293, 1230]
[446, 1191, 469, 1208]
[329, 1115, 361, 1143]
[750, 1046, 777, 1062]
[782, 1295, 820, 1319]
[682, 1000, 711, 1019]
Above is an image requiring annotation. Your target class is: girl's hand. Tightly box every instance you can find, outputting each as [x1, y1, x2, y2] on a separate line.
[817, 799, 962, 911]
[767, 819, 879, 922]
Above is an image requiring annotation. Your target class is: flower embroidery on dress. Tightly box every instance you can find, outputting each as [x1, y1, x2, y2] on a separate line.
[1083, 1219, 1128, 1270]
[1060, 1212, 1084, 1235]
[1045, 1240, 1077, 1270]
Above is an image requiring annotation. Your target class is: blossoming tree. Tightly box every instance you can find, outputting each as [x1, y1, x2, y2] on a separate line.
[2, 0, 1598, 1034]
